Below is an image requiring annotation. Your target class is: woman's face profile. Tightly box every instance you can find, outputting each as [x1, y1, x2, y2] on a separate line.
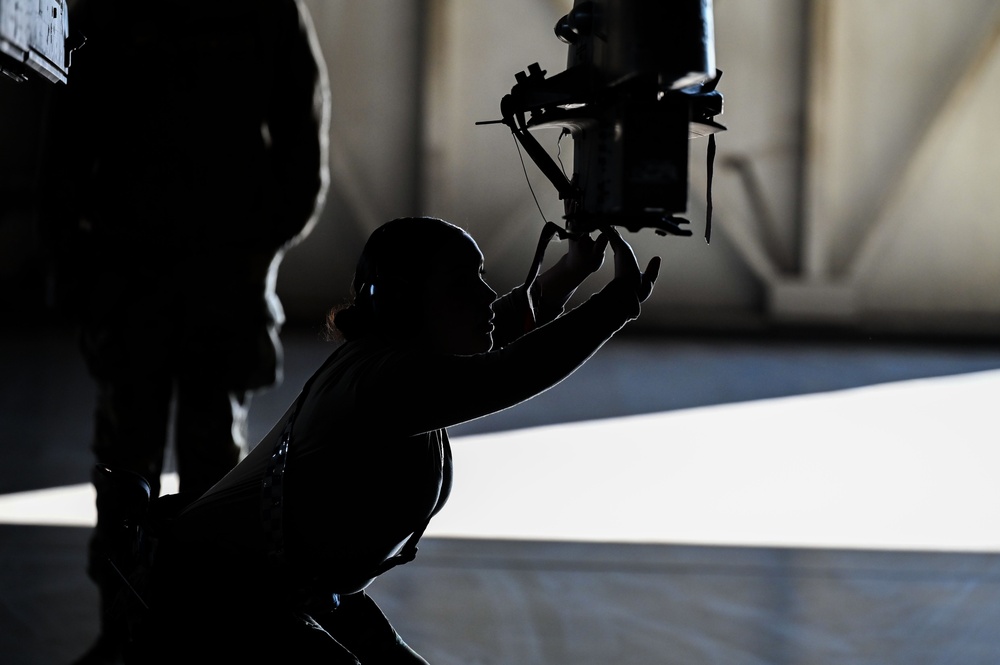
[418, 232, 498, 355]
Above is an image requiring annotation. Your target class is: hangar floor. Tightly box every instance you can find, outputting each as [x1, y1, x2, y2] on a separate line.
[3, 322, 1000, 664]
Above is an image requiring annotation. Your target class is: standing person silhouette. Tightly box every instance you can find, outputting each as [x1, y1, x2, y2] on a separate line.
[121, 216, 660, 663]
[36, 1, 330, 663]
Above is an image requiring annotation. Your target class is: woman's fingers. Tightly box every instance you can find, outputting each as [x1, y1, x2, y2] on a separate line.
[567, 230, 607, 275]
[602, 224, 641, 280]
[590, 233, 610, 267]
[638, 256, 661, 303]
[600, 225, 660, 303]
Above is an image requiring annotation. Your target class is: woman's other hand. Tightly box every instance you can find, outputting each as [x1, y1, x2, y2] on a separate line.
[600, 225, 660, 304]
[563, 230, 608, 282]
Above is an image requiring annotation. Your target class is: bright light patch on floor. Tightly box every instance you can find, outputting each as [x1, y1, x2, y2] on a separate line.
[1, 369, 998, 553]
[0, 473, 179, 526]
[429, 368, 1000, 552]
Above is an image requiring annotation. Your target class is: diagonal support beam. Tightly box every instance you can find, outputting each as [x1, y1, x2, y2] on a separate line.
[844, 15, 1000, 286]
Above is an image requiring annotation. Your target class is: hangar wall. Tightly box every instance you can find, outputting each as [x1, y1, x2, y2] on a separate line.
[282, 0, 1000, 336]
[2, 0, 998, 337]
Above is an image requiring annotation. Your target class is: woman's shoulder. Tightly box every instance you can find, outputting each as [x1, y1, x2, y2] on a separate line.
[304, 337, 405, 396]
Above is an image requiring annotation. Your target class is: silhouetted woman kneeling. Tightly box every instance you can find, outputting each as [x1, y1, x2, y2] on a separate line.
[125, 216, 659, 663]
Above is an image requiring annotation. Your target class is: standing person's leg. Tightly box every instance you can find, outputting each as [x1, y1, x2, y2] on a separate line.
[174, 254, 280, 495]
[172, 379, 249, 497]
[91, 376, 173, 497]
[77, 373, 172, 665]
[72, 248, 178, 663]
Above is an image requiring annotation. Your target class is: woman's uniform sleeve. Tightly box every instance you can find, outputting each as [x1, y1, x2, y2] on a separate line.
[355, 279, 642, 437]
[490, 285, 535, 348]
[490, 278, 580, 349]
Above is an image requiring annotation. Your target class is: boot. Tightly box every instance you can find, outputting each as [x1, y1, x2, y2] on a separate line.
[73, 465, 151, 665]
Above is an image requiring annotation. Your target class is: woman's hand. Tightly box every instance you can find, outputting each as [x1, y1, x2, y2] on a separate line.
[528, 224, 609, 323]
[562, 230, 608, 282]
[600, 225, 660, 303]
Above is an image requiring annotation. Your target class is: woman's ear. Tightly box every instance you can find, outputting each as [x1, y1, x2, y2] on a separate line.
[368, 277, 407, 325]
[363, 281, 378, 316]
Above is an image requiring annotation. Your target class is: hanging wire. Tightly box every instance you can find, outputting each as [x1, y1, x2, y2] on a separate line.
[510, 130, 548, 223]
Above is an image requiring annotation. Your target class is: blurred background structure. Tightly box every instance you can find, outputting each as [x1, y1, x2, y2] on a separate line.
[2, 1, 1000, 663]
[5, 0, 1000, 336]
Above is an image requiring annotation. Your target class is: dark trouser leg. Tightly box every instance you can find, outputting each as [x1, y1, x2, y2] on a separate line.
[126, 540, 363, 665]
[81, 375, 171, 664]
[314, 592, 430, 664]
[172, 380, 247, 497]
[127, 605, 365, 665]
[90, 374, 171, 584]
[91, 376, 172, 498]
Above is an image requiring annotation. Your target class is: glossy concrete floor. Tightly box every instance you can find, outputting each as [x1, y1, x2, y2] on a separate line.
[3, 322, 1000, 664]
